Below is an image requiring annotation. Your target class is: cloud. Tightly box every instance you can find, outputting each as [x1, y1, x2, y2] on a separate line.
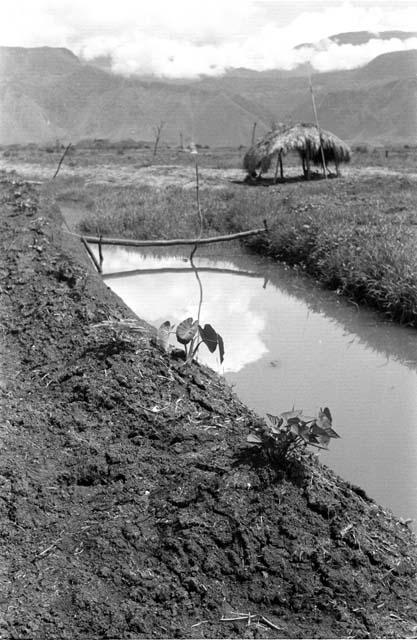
[0, 0, 416, 77]
[300, 37, 417, 71]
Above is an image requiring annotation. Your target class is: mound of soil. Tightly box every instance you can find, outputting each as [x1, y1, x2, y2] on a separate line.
[1, 173, 417, 639]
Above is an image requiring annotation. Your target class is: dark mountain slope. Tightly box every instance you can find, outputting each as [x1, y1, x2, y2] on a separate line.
[0, 46, 80, 81]
[0, 45, 416, 145]
[289, 75, 417, 143]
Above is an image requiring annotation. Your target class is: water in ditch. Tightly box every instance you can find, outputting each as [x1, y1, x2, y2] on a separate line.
[99, 244, 417, 526]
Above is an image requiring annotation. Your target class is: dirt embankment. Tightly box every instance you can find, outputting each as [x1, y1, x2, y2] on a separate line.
[1, 173, 417, 639]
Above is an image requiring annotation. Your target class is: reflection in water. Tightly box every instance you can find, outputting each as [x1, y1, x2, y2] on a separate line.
[104, 250, 269, 372]
[101, 246, 417, 526]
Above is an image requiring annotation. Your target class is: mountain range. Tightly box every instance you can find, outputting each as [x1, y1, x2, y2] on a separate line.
[0, 32, 416, 147]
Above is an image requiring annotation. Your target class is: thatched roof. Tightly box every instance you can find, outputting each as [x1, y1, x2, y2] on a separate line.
[243, 123, 351, 174]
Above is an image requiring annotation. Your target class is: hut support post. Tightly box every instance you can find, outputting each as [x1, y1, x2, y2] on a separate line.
[274, 152, 283, 183]
[305, 147, 311, 180]
[319, 140, 328, 180]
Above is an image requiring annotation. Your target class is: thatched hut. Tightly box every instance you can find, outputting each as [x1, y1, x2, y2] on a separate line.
[243, 123, 351, 181]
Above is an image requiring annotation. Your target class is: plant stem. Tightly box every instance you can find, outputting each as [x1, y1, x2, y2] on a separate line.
[190, 245, 203, 332]
[194, 156, 204, 234]
[190, 153, 205, 340]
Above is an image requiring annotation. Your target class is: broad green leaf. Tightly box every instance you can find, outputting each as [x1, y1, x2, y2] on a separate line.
[310, 425, 330, 448]
[308, 437, 329, 450]
[266, 413, 283, 428]
[317, 433, 331, 447]
[176, 317, 198, 345]
[324, 427, 340, 439]
[266, 414, 284, 435]
[289, 423, 300, 436]
[270, 425, 283, 435]
[311, 422, 328, 436]
[296, 422, 310, 439]
[247, 433, 262, 445]
[157, 320, 172, 352]
[315, 417, 340, 438]
[319, 407, 333, 424]
[280, 409, 303, 424]
[199, 323, 218, 353]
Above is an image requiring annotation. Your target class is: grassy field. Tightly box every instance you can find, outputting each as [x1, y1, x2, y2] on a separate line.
[3, 141, 417, 325]
[3, 138, 417, 172]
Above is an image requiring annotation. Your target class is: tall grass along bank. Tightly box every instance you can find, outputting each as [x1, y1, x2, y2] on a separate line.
[69, 173, 417, 327]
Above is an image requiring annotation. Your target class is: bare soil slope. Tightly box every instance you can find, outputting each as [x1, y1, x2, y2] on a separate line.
[1, 174, 417, 639]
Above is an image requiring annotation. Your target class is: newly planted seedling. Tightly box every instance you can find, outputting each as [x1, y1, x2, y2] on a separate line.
[247, 407, 340, 462]
[157, 317, 224, 365]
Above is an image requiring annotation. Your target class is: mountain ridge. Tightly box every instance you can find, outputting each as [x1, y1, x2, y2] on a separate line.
[0, 44, 416, 146]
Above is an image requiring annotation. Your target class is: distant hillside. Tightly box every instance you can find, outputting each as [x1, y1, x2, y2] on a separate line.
[0, 46, 80, 80]
[0, 44, 416, 146]
[356, 49, 417, 80]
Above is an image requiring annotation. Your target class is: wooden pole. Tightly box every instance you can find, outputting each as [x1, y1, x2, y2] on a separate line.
[152, 121, 164, 162]
[308, 74, 327, 180]
[98, 235, 104, 271]
[81, 236, 101, 273]
[52, 143, 72, 180]
[83, 227, 267, 249]
[251, 122, 257, 145]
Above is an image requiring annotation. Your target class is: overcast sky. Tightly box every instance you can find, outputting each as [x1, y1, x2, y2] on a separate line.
[1, 0, 416, 77]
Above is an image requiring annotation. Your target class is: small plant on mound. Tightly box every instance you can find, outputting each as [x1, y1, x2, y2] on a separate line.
[247, 407, 340, 462]
[157, 318, 224, 365]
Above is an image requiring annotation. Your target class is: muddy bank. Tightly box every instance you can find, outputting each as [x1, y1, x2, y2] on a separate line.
[1, 173, 417, 639]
